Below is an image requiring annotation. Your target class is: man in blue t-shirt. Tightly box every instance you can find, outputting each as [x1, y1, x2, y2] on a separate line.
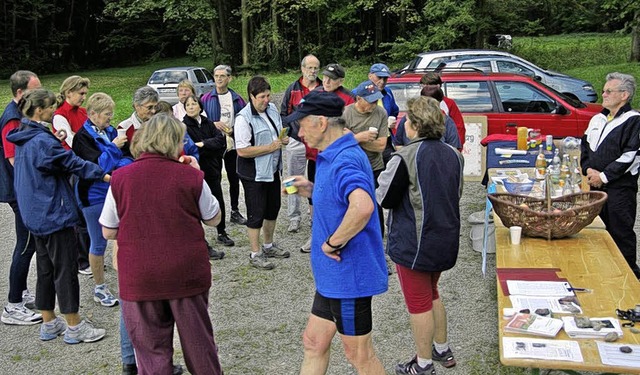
[283, 91, 388, 374]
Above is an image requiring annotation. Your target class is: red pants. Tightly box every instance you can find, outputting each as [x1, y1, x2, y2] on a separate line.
[396, 264, 441, 314]
[121, 291, 223, 375]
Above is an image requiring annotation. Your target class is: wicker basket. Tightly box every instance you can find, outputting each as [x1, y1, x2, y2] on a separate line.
[487, 191, 608, 240]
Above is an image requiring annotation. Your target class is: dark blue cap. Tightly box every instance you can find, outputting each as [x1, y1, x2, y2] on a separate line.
[354, 80, 383, 103]
[283, 91, 346, 123]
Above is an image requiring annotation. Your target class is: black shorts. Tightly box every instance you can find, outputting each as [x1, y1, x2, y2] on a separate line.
[241, 173, 281, 229]
[311, 291, 373, 336]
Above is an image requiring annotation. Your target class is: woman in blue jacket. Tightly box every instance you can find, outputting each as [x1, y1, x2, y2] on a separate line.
[72, 93, 132, 307]
[376, 96, 463, 375]
[7, 88, 109, 344]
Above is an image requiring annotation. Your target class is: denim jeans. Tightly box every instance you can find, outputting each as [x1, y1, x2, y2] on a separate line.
[7, 201, 37, 303]
[81, 203, 107, 256]
[120, 311, 136, 365]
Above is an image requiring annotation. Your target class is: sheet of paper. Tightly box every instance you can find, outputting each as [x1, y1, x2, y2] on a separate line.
[509, 295, 582, 314]
[506, 280, 575, 297]
[503, 337, 583, 362]
[596, 342, 640, 368]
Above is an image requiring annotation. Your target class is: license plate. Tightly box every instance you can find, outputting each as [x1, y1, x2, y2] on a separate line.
[158, 88, 174, 93]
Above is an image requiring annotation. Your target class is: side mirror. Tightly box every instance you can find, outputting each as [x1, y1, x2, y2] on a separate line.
[554, 104, 568, 115]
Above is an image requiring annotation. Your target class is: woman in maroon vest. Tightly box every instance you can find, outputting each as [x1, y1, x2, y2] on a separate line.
[99, 114, 224, 375]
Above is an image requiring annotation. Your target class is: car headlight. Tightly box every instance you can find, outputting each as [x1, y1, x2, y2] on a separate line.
[582, 84, 595, 92]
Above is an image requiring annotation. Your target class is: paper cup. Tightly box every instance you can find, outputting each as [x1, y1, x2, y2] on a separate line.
[117, 129, 127, 138]
[387, 116, 396, 128]
[509, 226, 522, 245]
[369, 126, 378, 133]
[283, 177, 297, 194]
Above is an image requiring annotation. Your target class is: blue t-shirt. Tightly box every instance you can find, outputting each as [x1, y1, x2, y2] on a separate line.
[311, 133, 388, 298]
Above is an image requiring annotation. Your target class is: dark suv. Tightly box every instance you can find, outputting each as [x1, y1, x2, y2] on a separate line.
[386, 71, 602, 138]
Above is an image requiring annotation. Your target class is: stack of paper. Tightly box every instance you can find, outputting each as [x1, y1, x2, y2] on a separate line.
[503, 337, 583, 362]
[596, 342, 640, 368]
[505, 313, 564, 337]
[562, 317, 623, 339]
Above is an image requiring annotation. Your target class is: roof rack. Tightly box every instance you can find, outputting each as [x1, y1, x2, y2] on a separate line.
[392, 65, 487, 76]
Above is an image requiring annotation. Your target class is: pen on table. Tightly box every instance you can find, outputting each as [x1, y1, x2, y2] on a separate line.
[567, 287, 591, 292]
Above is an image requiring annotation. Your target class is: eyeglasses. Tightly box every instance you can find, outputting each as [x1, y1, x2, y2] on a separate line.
[141, 104, 156, 111]
[602, 89, 624, 95]
[214, 75, 229, 79]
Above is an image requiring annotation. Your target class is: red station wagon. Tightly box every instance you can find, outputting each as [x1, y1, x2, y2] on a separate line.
[386, 71, 602, 138]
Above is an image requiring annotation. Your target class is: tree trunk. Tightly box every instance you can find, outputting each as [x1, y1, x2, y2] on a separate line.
[241, 0, 249, 65]
[214, 0, 228, 51]
[210, 18, 219, 65]
[632, 9, 640, 62]
[296, 11, 302, 63]
[375, 9, 382, 53]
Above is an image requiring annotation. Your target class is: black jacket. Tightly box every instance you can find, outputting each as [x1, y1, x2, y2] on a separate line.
[182, 115, 226, 177]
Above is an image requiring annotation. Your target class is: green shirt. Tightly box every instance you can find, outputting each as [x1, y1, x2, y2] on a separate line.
[342, 104, 389, 171]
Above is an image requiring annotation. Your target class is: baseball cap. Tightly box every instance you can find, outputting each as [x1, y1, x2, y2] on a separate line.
[283, 91, 345, 123]
[354, 80, 384, 103]
[369, 63, 391, 78]
[322, 63, 345, 80]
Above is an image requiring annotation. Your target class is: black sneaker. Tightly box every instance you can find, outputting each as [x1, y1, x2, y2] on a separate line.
[432, 345, 456, 368]
[122, 364, 183, 375]
[217, 233, 235, 247]
[395, 356, 436, 375]
[230, 210, 247, 225]
[208, 245, 225, 260]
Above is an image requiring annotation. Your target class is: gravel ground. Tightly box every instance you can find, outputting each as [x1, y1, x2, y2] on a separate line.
[2, 93, 616, 374]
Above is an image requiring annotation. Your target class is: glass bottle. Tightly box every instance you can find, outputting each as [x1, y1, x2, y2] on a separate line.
[560, 154, 570, 182]
[571, 156, 582, 193]
[535, 145, 547, 180]
[549, 149, 561, 184]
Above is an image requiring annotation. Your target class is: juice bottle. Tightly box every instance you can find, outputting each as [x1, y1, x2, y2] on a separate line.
[535, 145, 547, 180]
[517, 127, 528, 150]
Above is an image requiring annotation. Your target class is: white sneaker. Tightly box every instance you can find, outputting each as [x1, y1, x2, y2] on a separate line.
[94, 285, 119, 307]
[63, 319, 106, 344]
[22, 289, 36, 309]
[78, 267, 92, 276]
[1, 303, 43, 326]
[300, 237, 312, 253]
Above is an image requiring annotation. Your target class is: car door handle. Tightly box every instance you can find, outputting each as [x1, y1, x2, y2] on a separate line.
[506, 123, 517, 127]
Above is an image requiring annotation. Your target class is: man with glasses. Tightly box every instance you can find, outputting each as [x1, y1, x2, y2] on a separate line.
[117, 86, 158, 142]
[581, 72, 640, 279]
[201, 65, 248, 228]
[280, 54, 322, 234]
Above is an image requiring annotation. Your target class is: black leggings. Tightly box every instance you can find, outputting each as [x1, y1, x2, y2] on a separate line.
[224, 150, 240, 211]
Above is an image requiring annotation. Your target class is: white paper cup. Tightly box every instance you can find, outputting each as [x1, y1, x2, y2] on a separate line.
[510, 226, 522, 245]
[117, 129, 127, 138]
[369, 126, 378, 133]
[387, 116, 396, 128]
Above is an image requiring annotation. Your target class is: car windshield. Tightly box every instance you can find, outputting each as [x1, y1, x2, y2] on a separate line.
[537, 80, 585, 108]
[148, 71, 188, 85]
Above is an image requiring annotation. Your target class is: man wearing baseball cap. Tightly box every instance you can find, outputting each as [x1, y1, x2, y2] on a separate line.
[343, 80, 390, 239]
[367, 63, 400, 165]
[283, 90, 388, 375]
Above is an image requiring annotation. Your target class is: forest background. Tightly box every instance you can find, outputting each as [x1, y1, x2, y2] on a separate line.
[1, 0, 639, 77]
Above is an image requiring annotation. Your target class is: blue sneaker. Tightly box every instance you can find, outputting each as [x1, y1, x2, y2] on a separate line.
[40, 316, 67, 341]
[64, 319, 106, 344]
[94, 285, 119, 307]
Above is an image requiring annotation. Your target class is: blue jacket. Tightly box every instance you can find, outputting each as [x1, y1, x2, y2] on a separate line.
[201, 88, 246, 122]
[0, 100, 21, 202]
[311, 133, 388, 298]
[7, 118, 105, 235]
[72, 121, 133, 207]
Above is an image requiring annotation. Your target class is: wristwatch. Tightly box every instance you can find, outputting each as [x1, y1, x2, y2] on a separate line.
[325, 234, 344, 250]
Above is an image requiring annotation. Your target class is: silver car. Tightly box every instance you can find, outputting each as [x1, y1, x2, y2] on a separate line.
[403, 49, 597, 102]
[146, 67, 215, 104]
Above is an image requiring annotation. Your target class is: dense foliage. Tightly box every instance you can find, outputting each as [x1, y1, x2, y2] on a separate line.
[0, 0, 638, 76]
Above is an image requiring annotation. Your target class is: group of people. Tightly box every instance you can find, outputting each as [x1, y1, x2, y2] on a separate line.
[2, 56, 637, 375]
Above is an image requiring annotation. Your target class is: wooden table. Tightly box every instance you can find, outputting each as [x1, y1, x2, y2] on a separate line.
[496, 225, 640, 374]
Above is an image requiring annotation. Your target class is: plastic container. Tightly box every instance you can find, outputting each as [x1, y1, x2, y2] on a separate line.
[468, 211, 496, 254]
[503, 180, 535, 195]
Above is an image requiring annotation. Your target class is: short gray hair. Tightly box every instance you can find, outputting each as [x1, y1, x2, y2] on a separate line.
[606, 72, 636, 103]
[301, 54, 319, 68]
[9, 70, 37, 97]
[214, 65, 232, 75]
[133, 86, 159, 106]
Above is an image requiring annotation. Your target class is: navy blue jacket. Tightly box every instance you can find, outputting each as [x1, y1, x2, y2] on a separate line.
[376, 138, 463, 272]
[0, 100, 21, 202]
[7, 118, 105, 235]
[201, 88, 246, 122]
